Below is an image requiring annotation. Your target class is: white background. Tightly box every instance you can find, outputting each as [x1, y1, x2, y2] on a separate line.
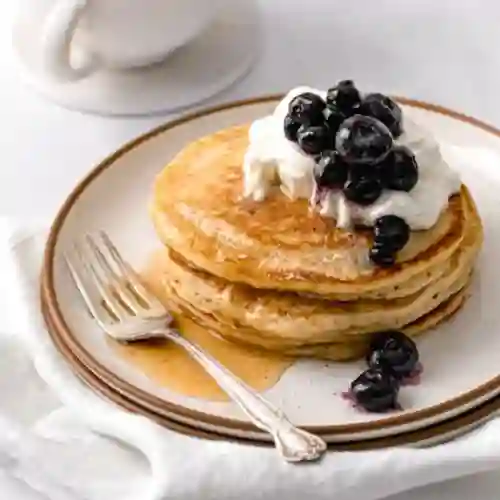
[2, 0, 500, 498]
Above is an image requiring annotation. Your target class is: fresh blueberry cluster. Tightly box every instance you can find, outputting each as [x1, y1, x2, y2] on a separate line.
[345, 331, 421, 413]
[284, 81, 418, 267]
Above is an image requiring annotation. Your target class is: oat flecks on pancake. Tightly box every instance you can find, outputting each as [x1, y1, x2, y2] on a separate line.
[150, 124, 483, 360]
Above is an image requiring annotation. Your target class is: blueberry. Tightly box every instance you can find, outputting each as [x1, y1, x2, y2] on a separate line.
[367, 330, 419, 379]
[336, 115, 393, 165]
[343, 177, 382, 206]
[359, 93, 403, 137]
[350, 368, 400, 413]
[373, 215, 410, 252]
[314, 151, 349, 189]
[283, 114, 301, 142]
[288, 92, 326, 125]
[326, 80, 361, 116]
[380, 146, 419, 192]
[297, 124, 332, 156]
[369, 244, 396, 267]
[348, 162, 381, 182]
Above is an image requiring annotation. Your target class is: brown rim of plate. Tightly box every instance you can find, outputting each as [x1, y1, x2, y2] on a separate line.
[42, 94, 499, 438]
[41, 279, 500, 450]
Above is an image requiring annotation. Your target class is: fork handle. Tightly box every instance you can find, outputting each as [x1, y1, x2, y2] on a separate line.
[161, 328, 326, 462]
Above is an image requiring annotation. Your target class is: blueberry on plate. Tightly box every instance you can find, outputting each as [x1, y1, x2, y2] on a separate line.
[367, 330, 419, 379]
[326, 80, 361, 116]
[283, 114, 301, 142]
[350, 368, 400, 413]
[373, 215, 410, 252]
[359, 93, 403, 137]
[343, 176, 383, 206]
[297, 123, 332, 156]
[288, 92, 326, 126]
[314, 150, 349, 189]
[336, 115, 393, 165]
[369, 244, 396, 267]
[380, 146, 419, 192]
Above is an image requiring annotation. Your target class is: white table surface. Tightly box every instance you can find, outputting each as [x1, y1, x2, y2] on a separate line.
[2, 0, 500, 498]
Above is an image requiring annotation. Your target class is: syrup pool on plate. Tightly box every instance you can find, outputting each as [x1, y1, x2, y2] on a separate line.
[109, 250, 292, 401]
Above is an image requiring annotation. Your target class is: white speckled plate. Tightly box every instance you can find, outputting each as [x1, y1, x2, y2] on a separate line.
[42, 96, 500, 443]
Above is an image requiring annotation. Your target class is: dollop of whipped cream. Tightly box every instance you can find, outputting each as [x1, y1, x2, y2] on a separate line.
[243, 87, 462, 230]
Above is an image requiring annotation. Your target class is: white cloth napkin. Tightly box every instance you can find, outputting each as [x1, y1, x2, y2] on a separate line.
[2, 161, 500, 500]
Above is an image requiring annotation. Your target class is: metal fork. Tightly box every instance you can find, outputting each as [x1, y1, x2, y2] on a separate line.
[64, 231, 327, 463]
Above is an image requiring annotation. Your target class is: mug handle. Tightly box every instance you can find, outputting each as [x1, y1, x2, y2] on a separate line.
[40, 0, 100, 82]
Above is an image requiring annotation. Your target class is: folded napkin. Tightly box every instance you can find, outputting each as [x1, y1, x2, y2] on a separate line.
[2, 154, 500, 500]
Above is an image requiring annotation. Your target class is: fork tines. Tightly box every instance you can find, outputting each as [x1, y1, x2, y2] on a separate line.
[64, 231, 165, 326]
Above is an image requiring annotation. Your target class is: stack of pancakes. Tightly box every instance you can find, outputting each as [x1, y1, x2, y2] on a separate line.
[150, 125, 483, 361]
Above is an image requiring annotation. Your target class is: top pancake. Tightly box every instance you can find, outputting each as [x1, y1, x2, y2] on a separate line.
[150, 124, 475, 299]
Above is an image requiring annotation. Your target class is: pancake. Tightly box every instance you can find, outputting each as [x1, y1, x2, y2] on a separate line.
[151, 124, 481, 300]
[169, 285, 470, 361]
[149, 123, 483, 361]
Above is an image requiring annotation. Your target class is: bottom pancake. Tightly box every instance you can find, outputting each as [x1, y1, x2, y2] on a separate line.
[169, 283, 469, 361]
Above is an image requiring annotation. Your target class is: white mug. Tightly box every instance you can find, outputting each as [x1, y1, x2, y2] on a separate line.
[36, 0, 216, 82]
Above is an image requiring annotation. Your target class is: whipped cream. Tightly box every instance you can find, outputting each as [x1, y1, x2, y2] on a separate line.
[243, 87, 461, 230]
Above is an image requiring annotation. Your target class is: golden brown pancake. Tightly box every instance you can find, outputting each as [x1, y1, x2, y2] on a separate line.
[170, 285, 470, 361]
[149, 124, 483, 360]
